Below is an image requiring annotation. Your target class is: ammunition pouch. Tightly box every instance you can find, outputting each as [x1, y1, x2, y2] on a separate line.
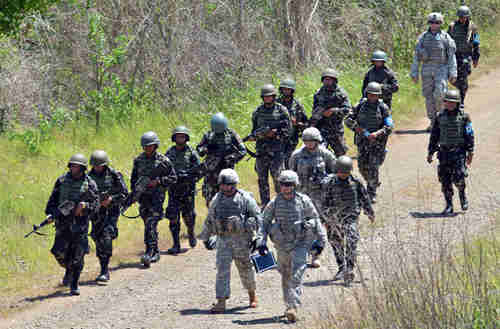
[216, 215, 245, 234]
[58, 200, 75, 217]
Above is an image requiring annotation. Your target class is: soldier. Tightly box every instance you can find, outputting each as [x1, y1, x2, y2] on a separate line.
[345, 82, 394, 203]
[411, 12, 457, 131]
[448, 5, 480, 108]
[256, 170, 327, 322]
[361, 50, 399, 109]
[88, 150, 128, 282]
[322, 156, 375, 286]
[130, 131, 177, 267]
[198, 169, 262, 313]
[277, 78, 309, 169]
[196, 112, 246, 207]
[289, 127, 336, 268]
[165, 126, 204, 254]
[427, 90, 474, 215]
[249, 84, 291, 207]
[45, 154, 99, 295]
[310, 68, 351, 157]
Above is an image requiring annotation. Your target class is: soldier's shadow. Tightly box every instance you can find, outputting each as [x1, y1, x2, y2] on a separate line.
[24, 289, 73, 302]
[303, 279, 362, 287]
[160, 248, 189, 256]
[233, 315, 287, 325]
[410, 211, 459, 219]
[180, 305, 248, 316]
[111, 261, 147, 270]
[394, 129, 429, 135]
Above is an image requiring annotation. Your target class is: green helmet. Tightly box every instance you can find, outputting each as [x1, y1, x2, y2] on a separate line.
[371, 50, 387, 62]
[90, 150, 109, 166]
[365, 82, 382, 95]
[68, 153, 88, 169]
[171, 125, 190, 142]
[302, 127, 322, 142]
[321, 68, 339, 82]
[210, 112, 228, 134]
[278, 170, 299, 186]
[457, 6, 471, 18]
[218, 168, 239, 185]
[443, 89, 460, 103]
[336, 156, 353, 173]
[279, 79, 296, 91]
[427, 12, 444, 24]
[141, 131, 160, 147]
[260, 84, 277, 97]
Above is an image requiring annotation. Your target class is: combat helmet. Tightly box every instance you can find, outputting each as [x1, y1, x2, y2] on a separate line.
[261, 84, 277, 97]
[321, 68, 339, 82]
[218, 168, 239, 185]
[171, 125, 190, 142]
[336, 156, 353, 174]
[141, 131, 160, 147]
[210, 112, 228, 134]
[444, 89, 460, 103]
[89, 150, 109, 167]
[457, 6, 471, 18]
[279, 79, 296, 91]
[302, 127, 322, 142]
[68, 153, 88, 169]
[427, 12, 444, 24]
[371, 50, 387, 62]
[365, 82, 382, 95]
[278, 170, 299, 186]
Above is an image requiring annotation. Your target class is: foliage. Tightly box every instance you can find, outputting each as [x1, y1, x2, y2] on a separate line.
[0, 0, 60, 35]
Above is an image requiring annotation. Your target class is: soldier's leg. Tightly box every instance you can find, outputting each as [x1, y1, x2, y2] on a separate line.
[165, 195, 182, 254]
[329, 134, 347, 157]
[255, 156, 271, 207]
[455, 58, 470, 107]
[309, 191, 323, 268]
[202, 172, 219, 207]
[270, 153, 285, 195]
[434, 66, 449, 114]
[69, 233, 89, 295]
[215, 238, 233, 300]
[288, 247, 308, 308]
[438, 162, 454, 214]
[421, 68, 437, 125]
[94, 227, 113, 281]
[51, 230, 72, 285]
[452, 155, 468, 211]
[326, 222, 345, 279]
[233, 239, 257, 307]
[276, 249, 293, 309]
[344, 220, 360, 286]
[358, 150, 378, 200]
[182, 193, 197, 248]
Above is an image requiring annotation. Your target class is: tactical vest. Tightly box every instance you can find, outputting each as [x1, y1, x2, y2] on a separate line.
[213, 190, 248, 234]
[167, 146, 194, 172]
[421, 31, 450, 64]
[294, 148, 327, 191]
[357, 100, 384, 133]
[135, 153, 169, 193]
[89, 169, 113, 194]
[58, 174, 90, 205]
[325, 177, 360, 215]
[206, 130, 234, 157]
[438, 111, 466, 146]
[449, 21, 475, 54]
[254, 103, 288, 152]
[314, 86, 346, 127]
[271, 193, 306, 243]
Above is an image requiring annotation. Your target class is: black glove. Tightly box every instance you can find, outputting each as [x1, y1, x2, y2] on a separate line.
[257, 244, 269, 256]
[203, 236, 217, 250]
[311, 240, 324, 256]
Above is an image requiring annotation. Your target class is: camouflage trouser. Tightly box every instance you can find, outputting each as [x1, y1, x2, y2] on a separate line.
[451, 54, 472, 106]
[139, 194, 165, 253]
[215, 235, 256, 299]
[202, 170, 221, 207]
[325, 217, 360, 271]
[166, 189, 196, 233]
[91, 209, 119, 260]
[357, 146, 386, 197]
[438, 150, 467, 199]
[421, 64, 449, 121]
[322, 131, 348, 157]
[255, 153, 284, 207]
[51, 228, 89, 272]
[276, 246, 308, 309]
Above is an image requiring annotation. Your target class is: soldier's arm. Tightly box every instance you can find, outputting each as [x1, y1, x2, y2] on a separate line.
[337, 91, 351, 117]
[377, 104, 394, 136]
[463, 114, 475, 153]
[198, 202, 217, 241]
[447, 36, 458, 79]
[257, 199, 275, 243]
[344, 105, 360, 132]
[45, 178, 62, 217]
[361, 73, 369, 98]
[158, 158, 177, 187]
[471, 29, 480, 64]
[428, 117, 441, 156]
[288, 151, 298, 172]
[111, 171, 129, 206]
[279, 106, 292, 138]
[410, 35, 425, 79]
[246, 195, 263, 234]
[358, 181, 374, 218]
[325, 149, 337, 174]
[82, 178, 100, 217]
[130, 160, 138, 193]
[190, 150, 205, 183]
[310, 93, 323, 124]
[386, 69, 399, 94]
[196, 134, 209, 156]
[231, 130, 247, 162]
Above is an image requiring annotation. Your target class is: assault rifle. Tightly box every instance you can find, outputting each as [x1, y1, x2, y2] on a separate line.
[24, 214, 54, 238]
[121, 176, 151, 219]
[242, 120, 289, 158]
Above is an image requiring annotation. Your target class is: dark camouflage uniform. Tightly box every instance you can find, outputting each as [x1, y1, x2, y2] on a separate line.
[130, 152, 177, 255]
[165, 144, 203, 237]
[310, 85, 351, 157]
[321, 174, 373, 274]
[277, 95, 308, 169]
[196, 128, 246, 206]
[448, 21, 480, 106]
[251, 102, 292, 207]
[45, 172, 99, 277]
[361, 66, 399, 109]
[428, 108, 474, 200]
[346, 99, 393, 199]
[88, 167, 128, 261]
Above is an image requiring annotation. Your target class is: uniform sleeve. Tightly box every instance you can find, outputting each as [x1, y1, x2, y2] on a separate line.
[130, 159, 138, 193]
[196, 133, 209, 156]
[386, 69, 399, 94]
[428, 116, 441, 155]
[410, 34, 425, 79]
[288, 150, 298, 172]
[198, 199, 217, 241]
[311, 92, 323, 123]
[158, 157, 177, 187]
[357, 180, 374, 217]
[337, 89, 351, 117]
[257, 199, 275, 243]
[325, 149, 337, 174]
[45, 178, 62, 217]
[361, 73, 370, 97]
[463, 114, 474, 153]
[303, 197, 327, 245]
[246, 195, 263, 234]
[251, 109, 259, 134]
[344, 104, 360, 131]
[313, 217, 328, 246]
[279, 105, 292, 139]
[84, 178, 100, 217]
[378, 104, 394, 136]
[296, 101, 308, 124]
[231, 130, 247, 162]
[190, 149, 205, 183]
[447, 36, 458, 79]
[471, 28, 480, 63]
[111, 171, 129, 206]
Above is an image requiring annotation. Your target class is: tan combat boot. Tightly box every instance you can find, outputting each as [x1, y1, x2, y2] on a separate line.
[285, 307, 297, 322]
[248, 290, 258, 308]
[311, 254, 321, 268]
[211, 298, 226, 313]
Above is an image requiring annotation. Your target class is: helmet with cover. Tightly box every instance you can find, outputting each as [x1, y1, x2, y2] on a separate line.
[89, 150, 109, 167]
[218, 168, 240, 185]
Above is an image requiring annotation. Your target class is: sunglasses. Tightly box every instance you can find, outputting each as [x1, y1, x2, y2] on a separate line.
[429, 21, 442, 25]
[280, 182, 295, 187]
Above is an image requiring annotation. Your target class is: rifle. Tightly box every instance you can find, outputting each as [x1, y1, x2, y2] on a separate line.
[121, 176, 151, 219]
[242, 120, 289, 158]
[24, 215, 54, 238]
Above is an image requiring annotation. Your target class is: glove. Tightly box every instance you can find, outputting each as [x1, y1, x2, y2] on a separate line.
[203, 236, 217, 250]
[311, 240, 324, 256]
[257, 244, 269, 256]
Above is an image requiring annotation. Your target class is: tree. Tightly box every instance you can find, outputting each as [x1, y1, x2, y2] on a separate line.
[0, 0, 60, 35]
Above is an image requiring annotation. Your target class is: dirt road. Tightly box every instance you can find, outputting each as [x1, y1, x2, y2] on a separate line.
[2, 68, 500, 329]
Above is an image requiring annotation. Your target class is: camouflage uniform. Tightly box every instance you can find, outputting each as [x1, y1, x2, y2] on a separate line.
[321, 173, 374, 281]
[362, 66, 399, 109]
[258, 191, 327, 313]
[310, 85, 351, 157]
[130, 151, 177, 259]
[251, 102, 291, 207]
[411, 15, 457, 122]
[165, 144, 203, 250]
[88, 166, 128, 273]
[45, 171, 99, 292]
[346, 98, 394, 201]
[277, 95, 308, 169]
[196, 128, 246, 206]
[198, 189, 262, 300]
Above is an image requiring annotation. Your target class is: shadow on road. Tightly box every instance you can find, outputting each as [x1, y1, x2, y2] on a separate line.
[160, 248, 189, 256]
[410, 211, 459, 219]
[23, 290, 72, 303]
[394, 129, 428, 135]
[112, 261, 146, 270]
[180, 305, 248, 316]
[233, 315, 287, 325]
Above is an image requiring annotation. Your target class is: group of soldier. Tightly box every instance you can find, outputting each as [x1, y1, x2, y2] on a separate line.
[39, 5, 477, 323]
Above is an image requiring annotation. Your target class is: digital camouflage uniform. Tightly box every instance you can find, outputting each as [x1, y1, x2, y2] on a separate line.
[310, 84, 351, 157]
[321, 173, 374, 283]
[198, 189, 262, 300]
[196, 128, 246, 206]
[362, 65, 399, 109]
[448, 12, 480, 107]
[411, 15, 457, 122]
[165, 144, 203, 251]
[130, 151, 177, 261]
[46, 169, 99, 293]
[258, 191, 327, 314]
[346, 97, 394, 201]
[277, 95, 308, 169]
[88, 165, 128, 278]
[252, 102, 292, 207]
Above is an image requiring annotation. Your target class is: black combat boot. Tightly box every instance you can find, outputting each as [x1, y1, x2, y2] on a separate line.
[459, 189, 468, 211]
[188, 226, 197, 248]
[141, 247, 152, 268]
[70, 268, 81, 296]
[167, 224, 181, 254]
[62, 268, 73, 287]
[367, 185, 377, 204]
[150, 245, 160, 263]
[333, 265, 345, 281]
[96, 257, 110, 282]
[442, 195, 454, 215]
[344, 271, 355, 287]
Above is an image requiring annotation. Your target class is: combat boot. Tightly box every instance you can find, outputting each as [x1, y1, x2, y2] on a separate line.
[311, 254, 321, 268]
[459, 190, 469, 211]
[442, 196, 454, 215]
[248, 290, 258, 308]
[96, 257, 110, 282]
[344, 271, 355, 287]
[70, 268, 81, 296]
[188, 226, 197, 248]
[285, 307, 297, 322]
[211, 298, 226, 313]
[168, 224, 181, 254]
[333, 266, 345, 281]
[367, 185, 377, 204]
[150, 248, 160, 263]
[62, 268, 73, 287]
[141, 248, 152, 268]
